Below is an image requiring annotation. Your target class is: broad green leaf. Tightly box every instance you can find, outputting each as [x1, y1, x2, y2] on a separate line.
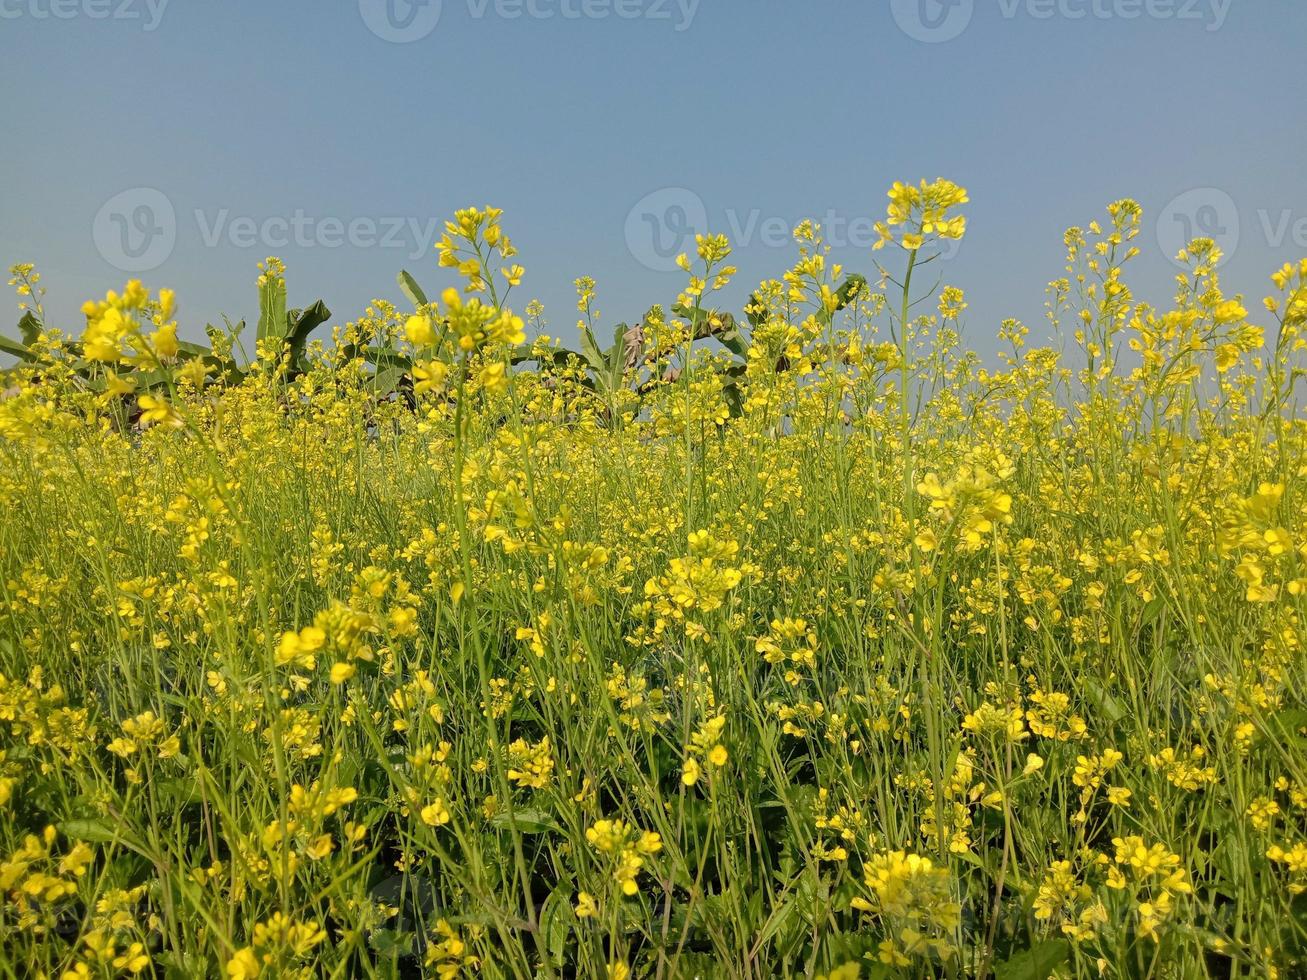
[994, 939, 1070, 980]
[398, 270, 429, 309]
[368, 929, 414, 958]
[62, 818, 129, 844]
[0, 333, 34, 361]
[17, 311, 41, 346]
[365, 347, 412, 369]
[1271, 708, 1307, 747]
[371, 366, 406, 396]
[257, 273, 288, 343]
[605, 322, 630, 390]
[717, 323, 750, 358]
[134, 370, 173, 390]
[538, 885, 573, 966]
[833, 273, 868, 310]
[286, 300, 331, 355]
[1136, 596, 1167, 631]
[579, 325, 605, 373]
[489, 808, 559, 835]
[1083, 677, 1128, 725]
[155, 776, 200, 807]
[175, 340, 212, 360]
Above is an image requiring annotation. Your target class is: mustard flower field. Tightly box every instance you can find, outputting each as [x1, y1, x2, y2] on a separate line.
[1, 181, 1305, 978]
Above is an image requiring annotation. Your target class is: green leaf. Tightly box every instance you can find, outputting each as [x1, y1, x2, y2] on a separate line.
[155, 777, 201, 807]
[17, 311, 41, 346]
[1083, 677, 1128, 725]
[0, 333, 34, 361]
[368, 929, 414, 958]
[605, 323, 630, 390]
[175, 340, 212, 360]
[1136, 596, 1167, 631]
[538, 886, 573, 967]
[994, 939, 1070, 980]
[579, 325, 605, 373]
[722, 380, 744, 419]
[609, 322, 629, 361]
[752, 893, 801, 950]
[365, 347, 412, 369]
[62, 818, 129, 844]
[257, 274, 288, 343]
[488, 808, 559, 835]
[132, 369, 173, 391]
[1270, 708, 1307, 747]
[674, 305, 746, 352]
[398, 270, 429, 309]
[371, 366, 405, 396]
[286, 300, 331, 356]
[717, 323, 750, 359]
[833, 273, 868, 311]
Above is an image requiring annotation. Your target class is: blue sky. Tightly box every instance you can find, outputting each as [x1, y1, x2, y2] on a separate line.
[2, 0, 1305, 355]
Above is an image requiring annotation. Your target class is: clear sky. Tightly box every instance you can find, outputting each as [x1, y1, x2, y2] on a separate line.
[2, 0, 1305, 356]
